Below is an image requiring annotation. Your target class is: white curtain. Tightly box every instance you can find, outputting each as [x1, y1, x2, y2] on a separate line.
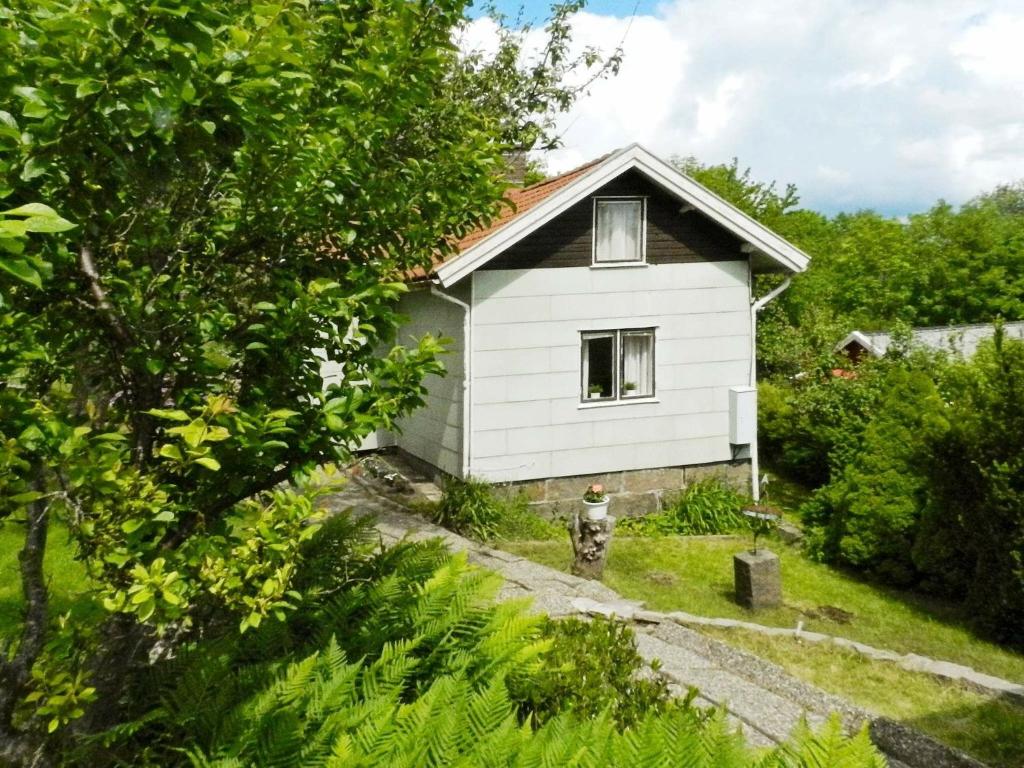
[595, 200, 641, 262]
[621, 333, 652, 396]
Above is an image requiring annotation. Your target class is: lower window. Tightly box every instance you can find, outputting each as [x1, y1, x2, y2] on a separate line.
[581, 328, 655, 402]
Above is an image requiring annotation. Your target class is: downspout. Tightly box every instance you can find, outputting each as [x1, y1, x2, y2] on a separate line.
[431, 283, 472, 479]
[748, 273, 792, 501]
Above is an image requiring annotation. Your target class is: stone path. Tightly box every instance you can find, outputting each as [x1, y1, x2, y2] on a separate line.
[319, 473, 991, 767]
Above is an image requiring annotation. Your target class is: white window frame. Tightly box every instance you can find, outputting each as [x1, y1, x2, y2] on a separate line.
[592, 196, 647, 266]
[580, 327, 656, 404]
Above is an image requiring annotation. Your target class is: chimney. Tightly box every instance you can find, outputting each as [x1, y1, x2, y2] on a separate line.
[503, 152, 529, 185]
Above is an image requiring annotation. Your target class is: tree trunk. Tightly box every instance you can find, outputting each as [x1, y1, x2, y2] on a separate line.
[0, 479, 53, 767]
[568, 512, 615, 580]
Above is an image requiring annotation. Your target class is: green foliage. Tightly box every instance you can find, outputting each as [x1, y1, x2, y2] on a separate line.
[188, 639, 743, 768]
[772, 334, 1024, 641]
[509, 615, 676, 729]
[619, 478, 749, 537]
[676, 156, 800, 231]
[677, 158, 1024, 379]
[758, 364, 893, 488]
[435, 476, 506, 541]
[802, 369, 947, 585]
[434, 476, 560, 542]
[75, 520, 888, 767]
[0, 203, 74, 290]
[916, 333, 1024, 641]
[0, 0, 619, 754]
[142, 535, 882, 768]
[492, 494, 564, 541]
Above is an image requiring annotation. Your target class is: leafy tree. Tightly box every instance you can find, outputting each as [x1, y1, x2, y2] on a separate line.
[675, 156, 800, 230]
[804, 369, 947, 585]
[758, 362, 892, 488]
[918, 332, 1024, 641]
[0, 1, 617, 761]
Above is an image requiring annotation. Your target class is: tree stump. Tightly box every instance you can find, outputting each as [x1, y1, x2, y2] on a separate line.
[568, 512, 615, 580]
[733, 548, 782, 609]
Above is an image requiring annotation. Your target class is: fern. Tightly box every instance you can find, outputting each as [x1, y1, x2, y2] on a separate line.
[190, 626, 885, 768]
[95, 516, 885, 768]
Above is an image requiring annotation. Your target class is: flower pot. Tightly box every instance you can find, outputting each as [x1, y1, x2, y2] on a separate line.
[588, 392, 602, 400]
[583, 496, 610, 521]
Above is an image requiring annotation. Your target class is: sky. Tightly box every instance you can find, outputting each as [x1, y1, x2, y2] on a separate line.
[465, 1, 1024, 216]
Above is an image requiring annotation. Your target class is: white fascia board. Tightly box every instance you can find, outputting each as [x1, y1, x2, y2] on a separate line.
[835, 330, 883, 357]
[435, 144, 811, 287]
[628, 147, 810, 273]
[436, 145, 635, 287]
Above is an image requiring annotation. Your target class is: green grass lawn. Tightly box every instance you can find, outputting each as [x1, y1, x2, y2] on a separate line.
[701, 627, 1024, 768]
[0, 519, 96, 633]
[504, 535, 1024, 683]
[502, 534, 1024, 766]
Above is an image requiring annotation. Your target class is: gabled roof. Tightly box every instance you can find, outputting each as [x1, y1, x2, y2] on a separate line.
[433, 143, 811, 287]
[456, 153, 610, 253]
[836, 321, 1024, 359]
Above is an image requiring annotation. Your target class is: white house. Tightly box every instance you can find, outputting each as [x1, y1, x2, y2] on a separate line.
[836, 322, 1024, 363]
[357, 145, 810, 514]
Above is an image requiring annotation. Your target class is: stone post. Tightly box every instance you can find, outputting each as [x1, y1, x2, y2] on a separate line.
[733, 549, 782, 609]
[568, 512, 615, 580]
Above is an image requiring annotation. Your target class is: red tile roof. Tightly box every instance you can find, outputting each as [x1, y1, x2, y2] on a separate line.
[408, 153, 610, 281]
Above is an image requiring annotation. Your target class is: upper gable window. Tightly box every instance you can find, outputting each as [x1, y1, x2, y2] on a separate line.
[593, 198, 645, 264]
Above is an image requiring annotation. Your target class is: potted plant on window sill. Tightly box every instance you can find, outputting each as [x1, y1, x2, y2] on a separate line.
[582, 483, 609, 520]
[587, 384, 603, 400]
[623, 381, 637, 395]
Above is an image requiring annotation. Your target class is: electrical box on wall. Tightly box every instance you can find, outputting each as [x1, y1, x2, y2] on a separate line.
[729, 386, 756, 446]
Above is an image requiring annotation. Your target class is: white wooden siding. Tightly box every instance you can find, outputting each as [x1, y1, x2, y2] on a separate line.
[468, 261, 750, 482]
[392, 288, 466, 477]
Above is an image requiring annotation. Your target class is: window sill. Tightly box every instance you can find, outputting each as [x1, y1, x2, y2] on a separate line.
[577, 397, 659, 410]
[590, 261, 649, 270]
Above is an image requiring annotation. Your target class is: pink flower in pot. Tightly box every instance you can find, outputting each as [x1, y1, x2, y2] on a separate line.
[582, 483, 609, 520]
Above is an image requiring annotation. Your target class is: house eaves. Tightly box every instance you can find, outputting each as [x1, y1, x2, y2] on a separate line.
[435, 143, 812, 287]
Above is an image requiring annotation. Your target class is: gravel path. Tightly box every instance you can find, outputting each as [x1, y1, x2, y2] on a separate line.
[318, 471, 991, 767]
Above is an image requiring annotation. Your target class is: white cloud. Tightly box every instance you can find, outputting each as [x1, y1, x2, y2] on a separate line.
[831, 55, 914, 90]
[531, 1, 1024, 215]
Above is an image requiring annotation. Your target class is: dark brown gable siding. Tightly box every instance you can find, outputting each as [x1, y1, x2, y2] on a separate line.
[479, 169, 745, 270]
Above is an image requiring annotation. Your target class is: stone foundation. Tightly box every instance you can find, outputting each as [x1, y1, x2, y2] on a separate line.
[376, 449, 752, 520]
[498, 460, 752, 521]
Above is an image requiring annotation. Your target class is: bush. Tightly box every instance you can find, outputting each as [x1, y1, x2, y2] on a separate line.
[85, 523, 887, 766]
[802, 369, 946, 585]
[791, 333, 1024, 642]
[917, 334, 1024, 642]
[434, 476, 561, 542]
[619, 478, 749, 537]
[759, 364, 892, 487]
[509, 615, 676, 728]
[434, 476, 504, 541]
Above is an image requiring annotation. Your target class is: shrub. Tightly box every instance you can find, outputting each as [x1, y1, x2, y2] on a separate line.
[619, 478, 749, 537]
[509, 615, 676, 729]
[435, 476, 504, 541]
[759, 365, 892, 487]
[90, 526, 887, 767]
[802, 369, 946, 585]
[435, 477, 561, 542]
[794, 333, 1024, 642]
[493, 494, 563, 541]
[917, 334, 1024, 641]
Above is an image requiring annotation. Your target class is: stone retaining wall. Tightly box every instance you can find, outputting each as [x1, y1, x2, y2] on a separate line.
[497, 460, 752, 520]
[381, 448, 751, 519]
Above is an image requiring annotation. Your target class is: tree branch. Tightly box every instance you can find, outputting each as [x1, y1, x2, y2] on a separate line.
[160, 463, 296, 552]
[0, 476, 51, 758]
[78, 245, 133, 348]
